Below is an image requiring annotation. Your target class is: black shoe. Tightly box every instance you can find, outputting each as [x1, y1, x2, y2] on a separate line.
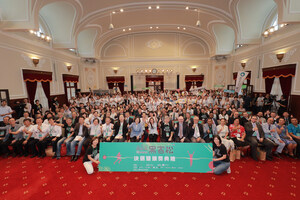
[24, 154, 28, 157]
[12, 153, 17, 158]
[74, 156, 78, 162]
[274, 152, 282, 159]
[38, 155, 42, 158]
[41, 154, 46, 158]
[18, 153, 23, 157]
[266, 156, 273, 161]
[70, 155, 75, 161]
[56, 157, 60, 160]
[30, 154, 37, 158]
[52, 155, 56, 159]
[2, 153, 9, 158]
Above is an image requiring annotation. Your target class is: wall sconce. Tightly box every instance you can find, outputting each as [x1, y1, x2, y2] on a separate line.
[67, 65, 72, 72]
[32, 58, 39, 67]
[113, 67, 119, 74]
[241, 62, 246, 69]
[276, 53, 284, 62]
[191, 66, 197, 73]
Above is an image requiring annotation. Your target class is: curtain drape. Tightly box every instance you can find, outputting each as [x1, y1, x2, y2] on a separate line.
[270, 77, 283, 100]
[25, 81, 37, 105]
[265, 78, 275, 94]
[41, 82, 51, 110]
[279, 76, 293, 100]
[185, 82, 192, 92]
[196, 81, 203, 88]
[107, 83, 114, 89]
[34, 82, 49, 111]
[160, 81, 164, 91]
[118, 82, 125, 94]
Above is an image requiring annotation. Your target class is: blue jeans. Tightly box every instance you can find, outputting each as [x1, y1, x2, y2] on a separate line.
[213, 160, 230, 175]
[57, 137, 66, 158]
[70, 137, 86, 156]
[61, 137, 74, 157]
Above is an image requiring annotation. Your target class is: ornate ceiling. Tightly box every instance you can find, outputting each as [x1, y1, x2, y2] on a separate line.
[0, 0, 299, 58]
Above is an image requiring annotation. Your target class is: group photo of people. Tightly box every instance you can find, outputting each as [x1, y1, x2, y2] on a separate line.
[1, 89, 299, 175]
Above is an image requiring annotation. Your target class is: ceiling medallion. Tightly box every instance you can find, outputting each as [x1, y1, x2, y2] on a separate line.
[146, 39, 162, 49]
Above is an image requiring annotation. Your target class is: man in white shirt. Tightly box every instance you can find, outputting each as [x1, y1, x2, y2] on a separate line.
[48, 118, 62, 159]
[11, 118, 33, 157]
[102, 117, 114, 142]
[23, 98, 32, 115]
[28, 118, 50, 158]
[0, 100, 13, 122]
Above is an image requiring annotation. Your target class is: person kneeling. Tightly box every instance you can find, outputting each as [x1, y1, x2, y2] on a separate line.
[83, 137, 100, 175]
[213, 135, 231, 175]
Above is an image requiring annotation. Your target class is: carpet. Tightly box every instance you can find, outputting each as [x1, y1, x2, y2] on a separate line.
[0, 155, 299, 200]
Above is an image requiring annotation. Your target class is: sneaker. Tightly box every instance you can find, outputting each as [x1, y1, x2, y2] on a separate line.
[227, 167, 231, 174]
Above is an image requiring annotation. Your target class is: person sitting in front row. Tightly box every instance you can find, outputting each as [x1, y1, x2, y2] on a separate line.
[262, 118, 285, 158]
[203, 118, 217, 143]
[213, 135, 231, 175]
[128, 117, 143, 142]
[83, 137, 100, 175]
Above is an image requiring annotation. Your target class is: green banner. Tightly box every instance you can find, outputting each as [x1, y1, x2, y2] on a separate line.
[98, 143, 213, 173]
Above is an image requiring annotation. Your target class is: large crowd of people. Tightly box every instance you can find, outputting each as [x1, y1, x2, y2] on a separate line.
[0, 89, 299, 175]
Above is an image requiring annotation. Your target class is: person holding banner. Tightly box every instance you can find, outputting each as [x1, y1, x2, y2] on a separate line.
[83, 137, 99, 175]
[174, 116, 190, 143]
[112, 114, 128, 142]
[189, 116, 205, 143]
[212, 135, 231, 175]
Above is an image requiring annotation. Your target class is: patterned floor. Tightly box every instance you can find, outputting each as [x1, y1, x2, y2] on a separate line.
[0, 155, 299, 200]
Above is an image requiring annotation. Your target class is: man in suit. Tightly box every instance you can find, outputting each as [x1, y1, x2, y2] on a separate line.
[174, 116, 190, 142]
[70, 116, 89, 161]
[262, 118, 285, 158]
[124, 112, 133, 125]
[112, 114, 128, 142]
[189, 116, 205, 143]
[244, 115, 274, 161]
[203, 118, 217, 143]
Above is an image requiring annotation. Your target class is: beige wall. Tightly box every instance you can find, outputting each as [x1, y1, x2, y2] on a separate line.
[0, 31, 80, 99]
[99, 32, 230, 91]
[231, 24, 300, 95]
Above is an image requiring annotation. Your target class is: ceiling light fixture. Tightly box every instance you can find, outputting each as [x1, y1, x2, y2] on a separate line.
[109, 13, 114, 30]
[120, 8, 124, 12]
[112, 11, 116, 14]
[183, 27, 186, 30]
[196, 9, 201, 27]
[156, 6, 160, 9]
[148, 6, 152, 9]
[150, 26, 153, 29]
[177, 27, 180, 29]
[128, 28, 131, 31]
[186, 6, 189, 10]
[156, 26, 159, 29]
[123, 29, 126, 32]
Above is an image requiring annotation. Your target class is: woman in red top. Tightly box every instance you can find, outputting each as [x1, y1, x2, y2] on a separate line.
[229, 118, 250, 155]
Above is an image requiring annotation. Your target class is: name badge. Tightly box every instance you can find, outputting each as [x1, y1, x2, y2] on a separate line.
[236, 134, 241, 138]
[166, 132, 170, 137]
[296, 133, 300, 137]
[39, 134, 42, 138]
[67, 133, 71, 137]
[25, 135, 28, 139]
[209, 134, 213, 138]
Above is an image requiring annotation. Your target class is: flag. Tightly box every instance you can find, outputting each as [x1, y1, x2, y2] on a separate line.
[235, 71, 249, 93]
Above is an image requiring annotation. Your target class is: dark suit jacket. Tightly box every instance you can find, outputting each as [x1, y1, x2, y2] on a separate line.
[113, 121, 128, 138]
[188, 123, 204, 139]
[174, 122, 189, 139]
[244, 121, 265, 138]
[74, 123, 89, 137]
[125, 117, 134, 125]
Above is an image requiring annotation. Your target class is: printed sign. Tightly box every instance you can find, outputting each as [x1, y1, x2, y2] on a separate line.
[99, 143, 213, 173]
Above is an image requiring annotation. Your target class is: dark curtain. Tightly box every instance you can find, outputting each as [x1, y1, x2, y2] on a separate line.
[41, 82, 51, 109]
[146, 82, 149, 88]
[25, 81, 37, 105]
[185, 82, 192, 92]
[196, 81, 203, 87]
[279, 76, 292, 100]
[160, 81, 164, 91]
[118, 82, 124, 94]
[265, 78, 274, 94]
[107, 83, 114, 89]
